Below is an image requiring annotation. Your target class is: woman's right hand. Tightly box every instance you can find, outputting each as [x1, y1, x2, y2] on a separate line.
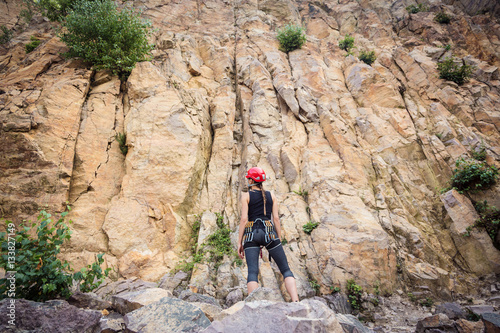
[238, 243, 244, 259]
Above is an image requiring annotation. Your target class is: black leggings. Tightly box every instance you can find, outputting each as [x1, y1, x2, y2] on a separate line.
[243, 228, 294, 283]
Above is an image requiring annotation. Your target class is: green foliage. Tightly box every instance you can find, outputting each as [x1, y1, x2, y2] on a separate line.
[359, 50, 376, 65]
[346, 279, 363, 311]
[205, 213, 234, 268]
[406, 4, 428, 14]
[339, 34, 355, 52]
[0, 25, 13, 44]
[0, 209, 110, 301]
[434, 12, 451, 24]
[420, 297, 434, 307]
[450, 158, 499, 193]
[73, 253, 110, 292]
[330, 286, 341, 293]
[373, 281, 380, 295]
[437, 57, 474, 85]
[292, 187, 308, 200]
[25, 36, 41, 53]
[370, 297, 380, 307]
[473, 201, 500, 248]
[37, 0, 92, 22]
[472, 143, 487, 161]
[20, 0, 37, 24]
[59, 0, 154, 75]
[302, 221, 319, 235]
[309, 279, 320, 293]
[115, 132, 128, 156]
[466, 309, 481, 321]
[408, 292, 416, 302]
[276, 24, 307, 53]
[281, 237, 288, 245]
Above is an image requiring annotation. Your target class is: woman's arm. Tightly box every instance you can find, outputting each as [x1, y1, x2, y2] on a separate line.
[238, 192, 249, 258]
[271, 192, 281, 239]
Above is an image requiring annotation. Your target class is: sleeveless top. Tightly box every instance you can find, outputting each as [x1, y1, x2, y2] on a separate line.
[248, 190, 273, 222]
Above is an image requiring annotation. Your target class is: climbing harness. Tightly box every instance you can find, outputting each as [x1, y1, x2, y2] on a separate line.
[243, 218, 277, 245]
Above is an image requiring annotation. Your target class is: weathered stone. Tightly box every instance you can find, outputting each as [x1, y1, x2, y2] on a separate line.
[191, 301, 223, 322]
[94, 278, 157, 301]
[111, 288, 173, 315]
[482, 313, 500, 333]
[455, 318, 485, 333]
[435, 302, 466, 320]
[416, 314, 456, 333]
[244, 287, 285, 303]
[0, 299, 101, 333]
[225, 289, 244, 308]
[99, 311, 126, 333]
[202, 299, 344, 332]
[179, 290, 221, 306]
[124, 297, 211, 333]
[335, 313, 373, 333]
[158, 271, 189, 292]
[67, 291, 112, 310]
[323, 293, 352, 314]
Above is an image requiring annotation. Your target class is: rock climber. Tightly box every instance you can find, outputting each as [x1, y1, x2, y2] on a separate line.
[237, 167, 299, 302]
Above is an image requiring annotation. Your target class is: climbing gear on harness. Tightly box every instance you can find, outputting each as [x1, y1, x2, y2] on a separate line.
[246, 167, 266, 183]
[242, 218, 277, 245]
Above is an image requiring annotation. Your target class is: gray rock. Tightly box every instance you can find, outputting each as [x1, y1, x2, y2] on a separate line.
[201, 299, 345, 332]
[434, 302, 466, 320]
[191, 302, 223, 322]
[158, 271, 189, 292]
[225, 289, 243, 308]
[323, 293, 352, 314]
[467, 305, 496, 317]
[124, 297, 211, 333]
[94, 277, 157, 301]
[487, 296, 500, 307]
[335, 313, 374, 333]
[67, 291, 112, 310]
[112, 287, 173, 315]
[100, 311, 126, 333]
[415, 313, 456, 333]
[482, 312, 500, 332]
[0, 299, 101, 333]
[244, 287, 284, 303]
[179, 290, 221, 306]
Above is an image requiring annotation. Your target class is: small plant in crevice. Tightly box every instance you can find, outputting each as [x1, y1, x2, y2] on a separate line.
[359, 50, 376, 65]
[437, 57, 474, 85]
[472, 200, 500, 248]
[471, 142, 487, 161]
[25, 36, 41, 53]
[309, 279, 320, 294]
[339, 34, 355, 54]
[0, 25, 13, 44]
[20, 0, 37, 24]
[115, 132, 128, 156]
[276, 24, 307, 53]
[408, 292, 416, 302]
[346, 279, 363, 311]
[439, 44, 452, 51]
[293, 187, 308, 200]
[330, 286, 341, 293]
[406, 4, 428, 14]
[373, 281, 380, 296]
[281, 237, 288, 245]
[434, 11, 451, 24]
[466, 309, 481, 321]
[450, 157, 498, 193]
[420, 297, 434, 308]
[370, 297, 380, 307]
[302, 221, 319, 235]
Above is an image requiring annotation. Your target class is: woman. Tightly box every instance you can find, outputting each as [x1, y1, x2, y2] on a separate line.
[237, 167, 299, 302]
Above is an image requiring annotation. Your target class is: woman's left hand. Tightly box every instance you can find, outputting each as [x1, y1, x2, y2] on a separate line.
[238, 243, 244, 259]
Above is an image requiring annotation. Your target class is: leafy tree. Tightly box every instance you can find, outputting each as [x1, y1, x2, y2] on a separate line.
[276, 24, 307, 53]
[437, 57, 474, 85]
[59, 0, 154, 75]
[339, 34, 355, 53]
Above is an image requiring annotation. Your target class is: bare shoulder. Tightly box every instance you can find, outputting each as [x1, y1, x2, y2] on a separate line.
[241, 191, 250, 202]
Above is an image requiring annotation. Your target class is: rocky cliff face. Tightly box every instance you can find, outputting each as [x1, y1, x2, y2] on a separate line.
[1, 0, 499, 302]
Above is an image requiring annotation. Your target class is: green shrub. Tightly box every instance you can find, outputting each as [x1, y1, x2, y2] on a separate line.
[37, 0, 92, 22]
[20, 0, 37, 24]
[434, 12, 451, 24]
[450, 158, 498, 193]
[420, 297, 434, 307]
[309, 279, 320, 293]
[346, 279, 363, 310]
[437, 57, 474, 85]
[281, 237, 288, 245]
[276, 24, 307, 53]
[115, 132, 128, 155]
[408, 292, 416, 302]
[0, 209, 110, 301]
[25, 36, 41, 53]
[303, 221, 319, 234]
[473, 201, 500, 248]
[472, 143, 487, 161]
[359, 50, 376, 65]
[339, 34, 354, 52]
[59, 0, 154, 75]
[0, 25, 13, 44]
[330, 286, 341, 293]
[406, 4, 428, 14]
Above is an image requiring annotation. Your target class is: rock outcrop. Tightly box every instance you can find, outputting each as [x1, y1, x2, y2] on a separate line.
[1, 0, 500, 311]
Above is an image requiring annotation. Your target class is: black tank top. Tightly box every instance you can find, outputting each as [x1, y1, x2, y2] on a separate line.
[248, 190, 273, 222]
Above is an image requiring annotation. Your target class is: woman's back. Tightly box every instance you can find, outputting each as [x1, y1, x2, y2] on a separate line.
[248, 190, 273, 221]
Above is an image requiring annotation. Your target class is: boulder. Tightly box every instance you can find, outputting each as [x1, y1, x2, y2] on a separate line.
[466, 305, 496, 317]
[94, 278, 157, 301]
[435, 302, 466, 320]
[455, 318, 485, 333]
[482, 313, 500, 333]
[100, 311, 126, 333]
[112, 287, 173, 315]
[67, 291, 112, 310]
[158, 271, 189, 293]
[179, 290, 221, 306]
[0, 299, 101, 333]
[225, 289, 244, 308]
[335, 313, 374, 333]
[191, 302, 223, 321]
[124, 297, 211, 333]
[244, 287, 285, 303]
[202, 299, 344, 332]
[416, 313, 456, 333]
[323, 293, 352, 314]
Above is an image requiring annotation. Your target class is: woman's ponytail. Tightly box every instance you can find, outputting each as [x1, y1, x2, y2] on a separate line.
[258, 182, 266, 216]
